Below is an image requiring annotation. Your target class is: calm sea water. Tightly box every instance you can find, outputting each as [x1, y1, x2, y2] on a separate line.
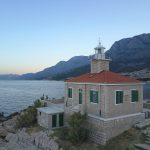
[0, 80, 150, 116]
[0, 80, 64, 116]
[143, 82, 150, 100]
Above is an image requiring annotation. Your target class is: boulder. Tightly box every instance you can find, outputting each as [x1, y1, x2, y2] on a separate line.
[5, 128, 59, 150]
[0, 127, 8, 138]
[2, 116, 18, 133]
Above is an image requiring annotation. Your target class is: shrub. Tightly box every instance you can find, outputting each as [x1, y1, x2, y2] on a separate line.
[68, 112, 88, 145]
[16, 99, 43, 128]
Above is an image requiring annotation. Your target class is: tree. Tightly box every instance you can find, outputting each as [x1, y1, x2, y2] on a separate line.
[16, 99, 43, 128]
[68, 112, 88, 144]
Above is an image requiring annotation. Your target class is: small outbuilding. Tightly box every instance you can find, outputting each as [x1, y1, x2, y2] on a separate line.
[37, 104, 64, 129]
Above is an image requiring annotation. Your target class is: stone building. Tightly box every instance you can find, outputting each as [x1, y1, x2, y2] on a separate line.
[64, 42, 144, 144]
[37, 104, 64, 129]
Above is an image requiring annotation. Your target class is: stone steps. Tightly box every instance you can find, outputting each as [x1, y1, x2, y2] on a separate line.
[134, 144, 150, 150]
[145, 141, 150, 144]
[134, 119, 150, 129]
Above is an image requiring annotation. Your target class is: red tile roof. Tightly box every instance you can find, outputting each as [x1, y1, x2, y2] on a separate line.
[65, 70, 141, 84]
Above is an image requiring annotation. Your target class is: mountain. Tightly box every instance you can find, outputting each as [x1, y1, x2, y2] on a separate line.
[106, 33, 150, 72]
[50, 33, 150, 80]
[0, 56, 90, 80]
[50, 64, 90, 80]
[0, 33, 150, 80]
[121, 68, 150, 81]
[0, 74, 19, 80]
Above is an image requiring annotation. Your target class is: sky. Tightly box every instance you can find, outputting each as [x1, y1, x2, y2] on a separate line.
[0, 0, 150, 74]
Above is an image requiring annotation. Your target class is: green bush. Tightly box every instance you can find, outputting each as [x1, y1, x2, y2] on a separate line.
[16, 99, 43, 128]
[68, 112, 88, 145]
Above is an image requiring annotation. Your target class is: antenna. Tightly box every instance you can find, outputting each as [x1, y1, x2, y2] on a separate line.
[99, 37, 101, 45]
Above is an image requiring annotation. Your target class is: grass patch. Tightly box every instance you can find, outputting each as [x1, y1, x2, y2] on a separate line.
[26, 125, 46, 134]
[52, 128, 98, 150]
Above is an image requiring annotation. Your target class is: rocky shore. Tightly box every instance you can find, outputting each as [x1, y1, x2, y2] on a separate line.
[0, 113, 59, 150]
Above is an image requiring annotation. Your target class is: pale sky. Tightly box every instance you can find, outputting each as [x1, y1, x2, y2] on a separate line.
[0, 0, 150, 74]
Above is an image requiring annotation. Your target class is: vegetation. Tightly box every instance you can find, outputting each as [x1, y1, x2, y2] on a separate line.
[16, 99, 43, 128]
[52, 112, 88, 148]
[68, 112, 88, 144]
[26, 125, 46, 134]
[53, 127, 146, 150]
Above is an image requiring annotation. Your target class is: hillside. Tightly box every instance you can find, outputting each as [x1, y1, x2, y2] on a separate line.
[106, 33, 150, 72]
[0, 56, 90, 80]
[51, 33, 150, 80]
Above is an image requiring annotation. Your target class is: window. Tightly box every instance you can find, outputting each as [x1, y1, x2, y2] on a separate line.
[90, 90, 98, 103]
[131, 90, 138, 102]
[79, 89, 82, 104]
[116, 91, 123, 104]
[68, 88, 72, 98]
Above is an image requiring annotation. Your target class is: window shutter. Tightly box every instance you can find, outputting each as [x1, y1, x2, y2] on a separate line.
[68, 88, 72, 98]
[95, 91, 98, 103]
[90, 90, 93, 102]
[68, 88, 70, 97]
[52, 114, 57, 128]
[90, 90, 98, 103]
[79, 89, 82, 104]
[116, 91, 119, 104]
[70, 88, 72, 98]
[116, 91, 123, 104]
[120, 91, 123, 103]
[132, 90, 138, 102]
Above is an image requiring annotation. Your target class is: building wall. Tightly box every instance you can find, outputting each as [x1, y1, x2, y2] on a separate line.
[91, 59, 109, 73]
[65, 83, 143, 118]
[87, 113, 145, 145]
[65, 82, 144, 145]
[37, 110, 64, 129]
[37, 110, 50, 129]
[104, 85, 143, 118]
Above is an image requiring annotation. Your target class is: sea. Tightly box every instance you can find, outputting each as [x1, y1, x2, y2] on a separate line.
[0, 80, 64, 116]
[0, 80, 150, 116]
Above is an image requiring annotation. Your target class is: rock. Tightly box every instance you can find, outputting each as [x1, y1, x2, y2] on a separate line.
[2, 116, 18, 133]
[31, 131, 59, 150]
[53, 136, 58, 141]
[5, 129, 59, 150]
[5, 141, 38, 150]
[0, 127, 8, 138]
[5, 130, 38, 150]
[134, 144, 150, 150]
[134, 119, 150, 129]
[0, 138, 6, 146]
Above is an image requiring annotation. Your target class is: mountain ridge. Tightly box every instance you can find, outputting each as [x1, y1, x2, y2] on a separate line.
[0, 33, 150, 80]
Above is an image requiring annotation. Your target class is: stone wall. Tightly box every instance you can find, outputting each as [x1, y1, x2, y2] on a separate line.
[87, 113, 145, 145]
[37, 111, 50, 129]
[91, 59, 109, 73]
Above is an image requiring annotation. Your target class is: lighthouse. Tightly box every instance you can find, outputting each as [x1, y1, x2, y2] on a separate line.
[91, 41, 111, 73]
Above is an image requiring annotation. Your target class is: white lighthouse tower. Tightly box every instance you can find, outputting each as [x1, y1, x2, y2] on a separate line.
[94, 41, 106, 59]
[91, 41, 111, 73]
